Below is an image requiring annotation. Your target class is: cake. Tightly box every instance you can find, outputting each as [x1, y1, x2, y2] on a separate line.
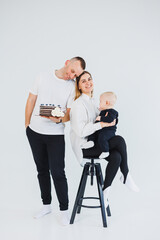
[51, 107, 65, 117]
[40, 104, 64, 117]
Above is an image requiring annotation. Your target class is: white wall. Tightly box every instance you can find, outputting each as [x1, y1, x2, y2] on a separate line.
[0, 0, 160, 235]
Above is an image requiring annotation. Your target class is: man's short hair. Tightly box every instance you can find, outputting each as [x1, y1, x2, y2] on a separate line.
[71, 56, 86, 70]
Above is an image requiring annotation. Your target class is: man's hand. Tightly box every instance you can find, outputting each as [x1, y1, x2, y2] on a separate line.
[49, 116, 62, 123]
[100, 119, 116, 128]
[41, 115, 62, 123]
[40, 107, 71, 123]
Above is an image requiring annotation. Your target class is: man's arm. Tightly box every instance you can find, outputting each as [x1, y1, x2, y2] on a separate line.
[61, 108, 71, 123]
[25, 93, 37, 128]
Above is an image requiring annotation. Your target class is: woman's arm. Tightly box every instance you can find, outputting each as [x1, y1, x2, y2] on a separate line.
[100, 120, 116, 128]
[70, 101, 115, 138]
[70, 102, 101, 138]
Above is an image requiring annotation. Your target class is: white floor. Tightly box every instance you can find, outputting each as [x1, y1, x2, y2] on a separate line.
[1, 183, 160, 240]
[1, 144, 160, 240]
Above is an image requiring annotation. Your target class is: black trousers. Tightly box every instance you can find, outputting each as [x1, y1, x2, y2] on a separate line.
[83, 135, 129, 189]
[26, 127, 68, 210]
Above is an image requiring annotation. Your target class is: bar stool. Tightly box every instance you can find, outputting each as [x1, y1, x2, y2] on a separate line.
[70, 158, 111, 227]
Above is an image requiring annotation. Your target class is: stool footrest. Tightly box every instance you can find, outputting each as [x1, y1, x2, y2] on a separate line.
[81, 197, 99, 200]
[78, 197, 101, 208]
[77, 204, 101, 209]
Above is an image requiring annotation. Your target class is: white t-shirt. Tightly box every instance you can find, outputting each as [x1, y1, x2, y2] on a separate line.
[29, 70, 75, 135]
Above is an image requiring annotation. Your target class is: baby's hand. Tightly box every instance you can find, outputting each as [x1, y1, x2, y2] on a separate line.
[96, 116, 101, 121]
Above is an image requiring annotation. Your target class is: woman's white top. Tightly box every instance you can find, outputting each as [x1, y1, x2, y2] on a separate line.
[70, 93, 102, 164]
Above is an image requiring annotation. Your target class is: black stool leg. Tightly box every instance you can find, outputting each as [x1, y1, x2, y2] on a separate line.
[90, 164, 94, 185]
[90, 159, 94, 185]
[70, 164, 89, 224]
[96, 164, 111, 217]
[96, 163, 104, 186]
[77, 163, 90, 214]
[95, 164, 107, 228]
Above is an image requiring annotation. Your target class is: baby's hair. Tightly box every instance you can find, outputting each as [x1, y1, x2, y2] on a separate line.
[101, 91, 117, 105]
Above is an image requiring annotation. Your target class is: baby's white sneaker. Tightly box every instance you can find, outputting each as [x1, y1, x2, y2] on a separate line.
[81, 141, 94, 149]
[99, 152, 109, 159]
[34, 204, 52, 219]
[120, 173, 140, 192]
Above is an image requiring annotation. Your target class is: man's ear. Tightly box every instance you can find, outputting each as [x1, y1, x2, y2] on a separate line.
[106, 100, 110, 105]
[65, 60, 70, 66]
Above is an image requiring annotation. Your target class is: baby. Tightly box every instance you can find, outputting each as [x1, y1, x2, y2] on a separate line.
[82, 91, 118, 159]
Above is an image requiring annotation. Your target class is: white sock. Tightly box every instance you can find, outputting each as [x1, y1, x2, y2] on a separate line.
[59, 210, 70, 226]
[103, 186, 111, 208]
[34, 204, 52, 219]
[81, 141, 94, 149]
[99, 152, 109, 159]
[120, 173, 140, 192]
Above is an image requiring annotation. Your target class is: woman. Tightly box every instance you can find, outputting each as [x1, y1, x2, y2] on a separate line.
[70, 71, 139, 206]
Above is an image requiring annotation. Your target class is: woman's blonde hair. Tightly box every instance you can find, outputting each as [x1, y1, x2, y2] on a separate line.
[74, 71, 93, 100]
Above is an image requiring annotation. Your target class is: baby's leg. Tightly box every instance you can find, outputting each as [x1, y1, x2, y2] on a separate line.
[98, 135, 110, 152]
[98, 131, 111, 159]
[81, 133, 96, 149]
[88, 132, 97, 142]
[82, 141, 94, 149]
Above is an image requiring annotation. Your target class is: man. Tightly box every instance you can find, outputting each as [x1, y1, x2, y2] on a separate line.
[25, 57, 86, 225]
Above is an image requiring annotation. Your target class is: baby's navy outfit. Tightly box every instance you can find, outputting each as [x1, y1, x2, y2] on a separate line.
[88, 108, 118, 152]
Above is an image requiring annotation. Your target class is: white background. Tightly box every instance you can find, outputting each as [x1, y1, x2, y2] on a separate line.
[0, 0, 160, 239]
